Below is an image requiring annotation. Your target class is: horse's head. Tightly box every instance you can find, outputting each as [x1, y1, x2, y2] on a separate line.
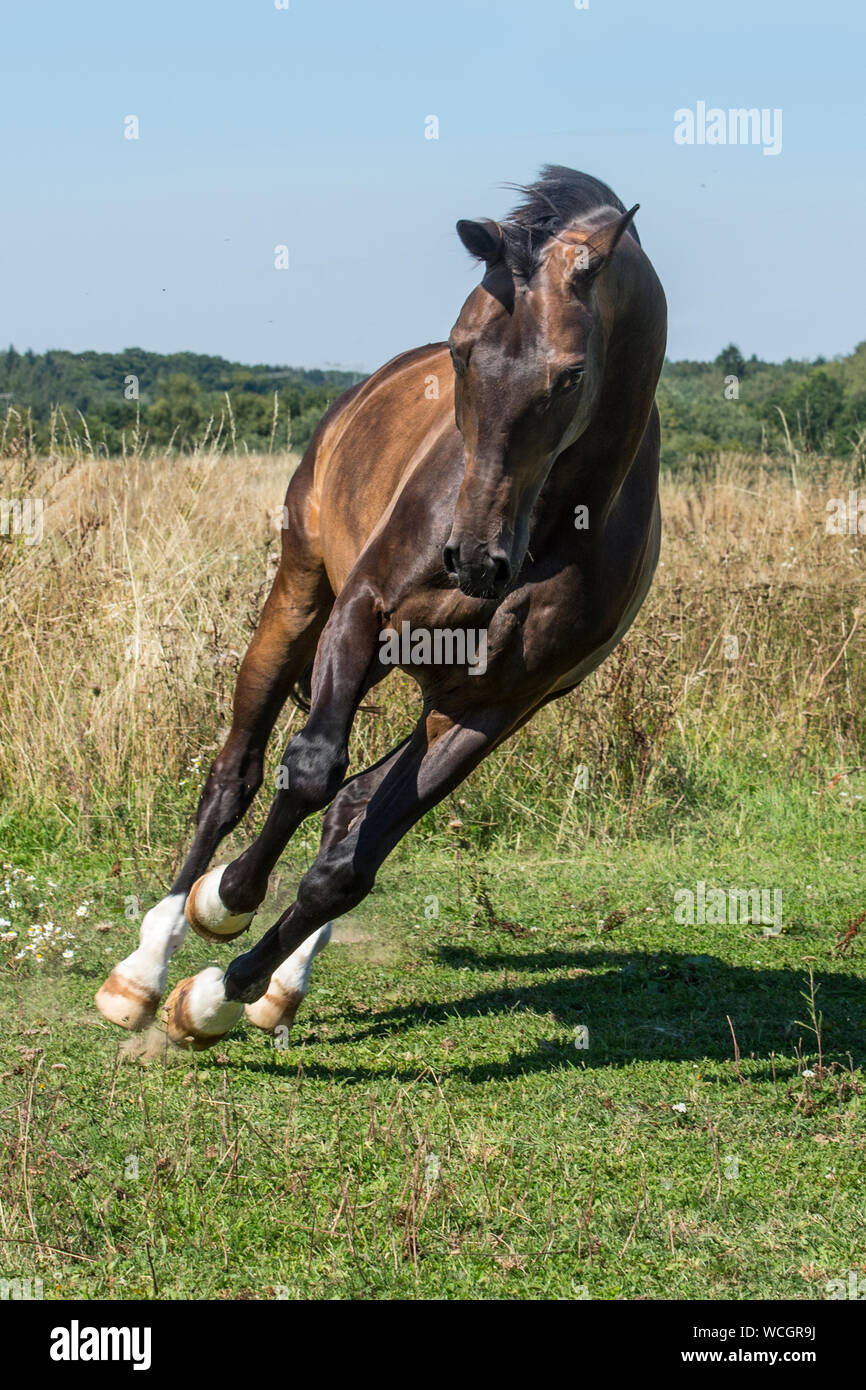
[443, 202, 639, 600]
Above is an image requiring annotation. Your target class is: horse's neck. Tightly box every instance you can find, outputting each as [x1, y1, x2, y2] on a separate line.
[540, 383, 659, 543]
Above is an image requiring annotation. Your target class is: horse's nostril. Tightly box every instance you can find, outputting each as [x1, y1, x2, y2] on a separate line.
[491, 554, 511, 590]
[444, 540, 510, 594]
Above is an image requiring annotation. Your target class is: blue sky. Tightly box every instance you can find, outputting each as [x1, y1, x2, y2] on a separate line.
[1, 0, 863, 370]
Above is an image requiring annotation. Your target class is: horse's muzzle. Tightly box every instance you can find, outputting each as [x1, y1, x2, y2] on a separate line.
[442, 539, 511, 600]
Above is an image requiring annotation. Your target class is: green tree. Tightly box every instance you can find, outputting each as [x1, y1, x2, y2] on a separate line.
[150, 374, 204, 444]
[786, 370, 845, 450]
[715, 343, 746, 379]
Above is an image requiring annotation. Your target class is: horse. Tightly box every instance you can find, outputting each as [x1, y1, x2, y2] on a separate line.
[96, 165, 667, 1050]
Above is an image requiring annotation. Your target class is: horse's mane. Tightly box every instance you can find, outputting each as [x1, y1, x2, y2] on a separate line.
[494, 165, 641, 280]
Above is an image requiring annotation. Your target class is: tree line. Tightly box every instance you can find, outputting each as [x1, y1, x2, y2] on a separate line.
[656, 341, 866, 468]
[0, 347, 363, 456]
[2, 342, 865, 466]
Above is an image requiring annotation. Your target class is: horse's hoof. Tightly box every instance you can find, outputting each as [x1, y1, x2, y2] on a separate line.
[95, 969, 160, 1031]
[244, 981, 303, 1035]
[185, 867, 255, 944]
[162, 969, 243, 1051]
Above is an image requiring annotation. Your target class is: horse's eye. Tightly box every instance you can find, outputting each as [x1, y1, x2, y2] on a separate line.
[558, 366, 585, 392]
[450, 347, 466, 377]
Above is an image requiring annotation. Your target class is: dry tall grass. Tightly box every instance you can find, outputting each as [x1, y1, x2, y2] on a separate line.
[1, 448, 864, 845]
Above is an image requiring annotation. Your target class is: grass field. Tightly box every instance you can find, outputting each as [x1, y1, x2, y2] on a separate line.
[1, 446, 864, 1300]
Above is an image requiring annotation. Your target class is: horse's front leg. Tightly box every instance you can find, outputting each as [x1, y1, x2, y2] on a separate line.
[161, 587, 383, 1046]
[163, 697, 529, 1050]
[95, 559, 328, 1031]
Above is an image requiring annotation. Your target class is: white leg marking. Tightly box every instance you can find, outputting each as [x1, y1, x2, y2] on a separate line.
[244, 923, 332, 1032]
[182, 966, 244, 1035]
[187, 865, 255, 938]
[271, 922, 332, 997]
[96, 892, 189, 1029]
[116, 893, 189, 997]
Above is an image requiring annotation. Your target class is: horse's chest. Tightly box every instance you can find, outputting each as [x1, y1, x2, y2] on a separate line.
[548, 547, 658, 694]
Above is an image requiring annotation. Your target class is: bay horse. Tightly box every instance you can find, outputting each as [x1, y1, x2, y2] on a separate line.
[96, 165, 667, 1050]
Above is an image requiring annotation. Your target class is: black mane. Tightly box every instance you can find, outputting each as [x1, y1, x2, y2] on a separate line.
[495, 165, 640, 280]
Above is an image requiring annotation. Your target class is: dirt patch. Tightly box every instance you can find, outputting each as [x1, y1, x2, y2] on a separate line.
[331, 921, 372, 945]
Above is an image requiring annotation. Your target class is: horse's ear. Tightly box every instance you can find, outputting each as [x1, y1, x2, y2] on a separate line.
[456, 218, 505, 266]
[572, 204, 639, 279]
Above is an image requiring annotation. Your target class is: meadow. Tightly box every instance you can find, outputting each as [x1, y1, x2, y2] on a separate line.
[0, 440, 864, 1300]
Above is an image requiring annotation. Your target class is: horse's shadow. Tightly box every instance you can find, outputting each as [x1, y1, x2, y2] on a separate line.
[231, 946, 866, 1084]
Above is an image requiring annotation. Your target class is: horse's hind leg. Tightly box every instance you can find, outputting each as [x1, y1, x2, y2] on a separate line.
[95, 555, 331, 1031]
[244, 736, 411, 1034]
[163, 698, 529, 1049]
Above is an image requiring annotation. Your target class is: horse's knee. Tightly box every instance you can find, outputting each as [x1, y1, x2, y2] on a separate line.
[276, 731, 348, 813]
[197, 751, 264, 835]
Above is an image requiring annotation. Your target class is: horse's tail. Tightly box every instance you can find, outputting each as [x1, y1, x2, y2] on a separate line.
[288, 663, 313, 714]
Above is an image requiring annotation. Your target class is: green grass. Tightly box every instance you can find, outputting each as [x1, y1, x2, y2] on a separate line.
[1, 763, 864, 1300]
